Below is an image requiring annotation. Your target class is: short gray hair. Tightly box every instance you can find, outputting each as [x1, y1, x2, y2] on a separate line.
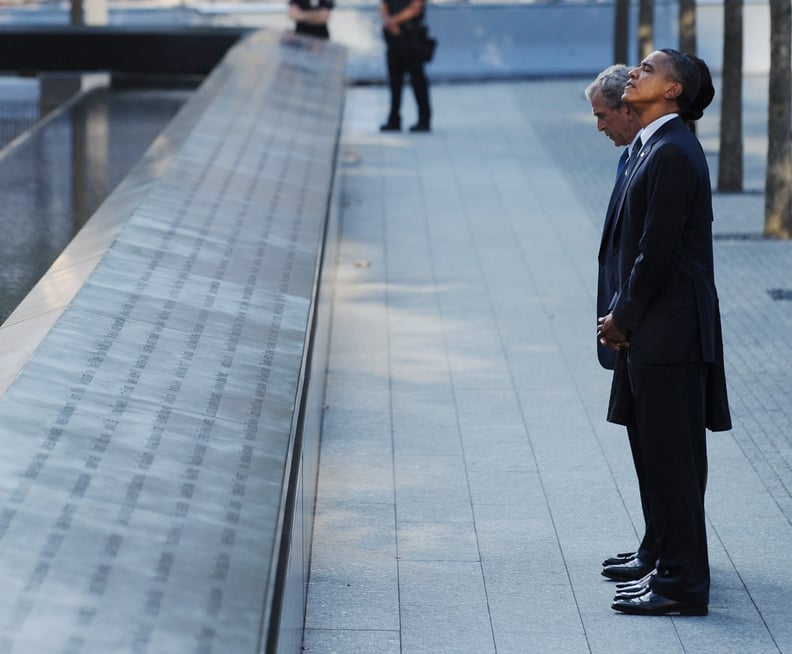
[584, 64, 631, 109]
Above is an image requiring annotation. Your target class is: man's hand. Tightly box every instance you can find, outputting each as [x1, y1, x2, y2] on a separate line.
[597, 313, 629, 351]
[383, 16, 401, 35]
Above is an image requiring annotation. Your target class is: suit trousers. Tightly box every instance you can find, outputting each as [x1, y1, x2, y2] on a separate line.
[626, 423, 658, 563]
[628, 362, 710, 606]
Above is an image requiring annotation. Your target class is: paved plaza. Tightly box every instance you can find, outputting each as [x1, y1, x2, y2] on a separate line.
[303, 77, 792, 653]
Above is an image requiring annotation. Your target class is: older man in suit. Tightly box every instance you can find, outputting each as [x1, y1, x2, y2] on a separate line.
[585, 66, 660, 585]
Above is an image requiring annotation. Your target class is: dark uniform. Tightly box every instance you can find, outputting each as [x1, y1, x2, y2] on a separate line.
[290, 0, 333, 40]
[381, 0, 431, 131]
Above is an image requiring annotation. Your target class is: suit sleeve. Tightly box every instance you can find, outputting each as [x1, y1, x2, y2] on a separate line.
[612, 143, 696, 335]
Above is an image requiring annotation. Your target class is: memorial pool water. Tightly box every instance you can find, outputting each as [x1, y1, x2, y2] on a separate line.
[0, 84, 190, 323]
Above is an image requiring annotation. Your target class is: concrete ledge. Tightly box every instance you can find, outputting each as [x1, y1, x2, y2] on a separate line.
[0, 29, 345, 654]
[0, 26, 249, 76]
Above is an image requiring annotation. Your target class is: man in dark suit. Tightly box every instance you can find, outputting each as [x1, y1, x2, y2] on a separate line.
[585, 66, 658, 583]
[597, 49, 731, 616]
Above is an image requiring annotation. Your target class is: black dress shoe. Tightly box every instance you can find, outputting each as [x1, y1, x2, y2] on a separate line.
[616, 582, 649, 596]
[602, 551, 637, 567]
[614, 585, 651, 601]
[409, 122, 430, 133]
[615, 581, 649, 598]
[611, 591, 708, 616]
[615, 569, 656, 590]
[380, 121, 401, 132]
[601, 557, 655, 582]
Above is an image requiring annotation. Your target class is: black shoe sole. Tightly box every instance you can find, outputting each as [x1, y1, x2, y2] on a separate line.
[601, 566, 655, 582]
[611, 602, 708, 616]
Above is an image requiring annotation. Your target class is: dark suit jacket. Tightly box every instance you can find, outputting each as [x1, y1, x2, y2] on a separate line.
[597, 150, 631, 370]
[599, 116, 731, 431]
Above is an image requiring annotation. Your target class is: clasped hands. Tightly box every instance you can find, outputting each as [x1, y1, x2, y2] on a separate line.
[597, 312, 629, 351]
[383, 16, 401, 35]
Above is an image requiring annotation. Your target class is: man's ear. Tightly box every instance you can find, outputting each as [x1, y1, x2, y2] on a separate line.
[665, 81, 683, 100]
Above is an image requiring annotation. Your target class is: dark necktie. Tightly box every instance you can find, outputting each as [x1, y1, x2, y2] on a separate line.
[623, 136, 643, 179]
[615, 148, 629, 181]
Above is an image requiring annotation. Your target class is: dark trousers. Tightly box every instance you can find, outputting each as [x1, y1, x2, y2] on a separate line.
[626, 423, 658, 563]
[628, 362, 710, 605]
[386, 45, 431, 126]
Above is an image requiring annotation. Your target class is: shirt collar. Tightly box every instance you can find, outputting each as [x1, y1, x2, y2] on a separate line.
[639, 113, 678, 148]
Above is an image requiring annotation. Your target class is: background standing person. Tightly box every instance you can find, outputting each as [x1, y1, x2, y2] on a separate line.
[598, 49, 731, 616]
[379, 0, 432, 132]
[584, 66, 659, 586]
[288, 0, 333, 40]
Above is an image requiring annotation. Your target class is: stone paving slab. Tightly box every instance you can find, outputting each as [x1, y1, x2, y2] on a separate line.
[305, 78, 792, 653]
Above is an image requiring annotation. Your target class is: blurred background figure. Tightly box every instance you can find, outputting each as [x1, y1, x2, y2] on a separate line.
[288, 0, 333, 40]
[379, 0, 432, 132]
